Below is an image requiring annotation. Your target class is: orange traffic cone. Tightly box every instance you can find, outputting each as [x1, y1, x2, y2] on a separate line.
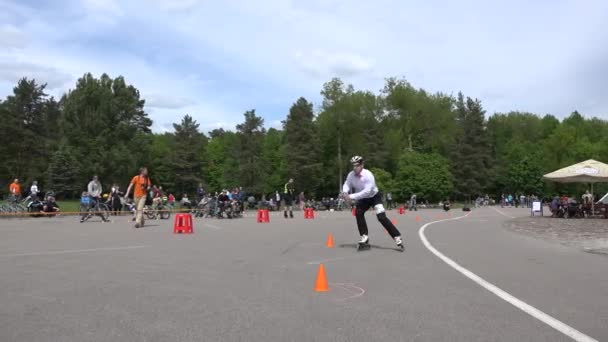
[314, 264, 329, 292]
[326, 233, 334, 248]
[415, 215, 421, 222]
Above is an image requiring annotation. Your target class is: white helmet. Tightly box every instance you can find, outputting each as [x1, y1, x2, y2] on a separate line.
[350, 155, 364, 164]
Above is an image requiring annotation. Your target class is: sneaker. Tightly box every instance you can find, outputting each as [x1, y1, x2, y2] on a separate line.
[134, 223, 140, 228]
[359, 235, 369, 244]
[395, 236, 404, 247]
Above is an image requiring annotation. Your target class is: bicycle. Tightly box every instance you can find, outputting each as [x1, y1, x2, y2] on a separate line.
[80, 196, 110, 222]
[144, 200, 171, 220]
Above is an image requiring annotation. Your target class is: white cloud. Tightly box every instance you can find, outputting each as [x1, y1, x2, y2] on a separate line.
[80, 0, 124, 28]
[151, 0, 203, 11]
[0, 24, 26, 49]
[295, 50, 374, 79]
[83, 0, 122, 17]
[146, 94, 196, 109]
[0, 61, 72, 89]
[269, 120, 283, 130]
[2, 0, 608, 129]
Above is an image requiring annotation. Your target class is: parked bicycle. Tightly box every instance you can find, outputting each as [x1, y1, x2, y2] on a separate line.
[79, 195, 110, 222]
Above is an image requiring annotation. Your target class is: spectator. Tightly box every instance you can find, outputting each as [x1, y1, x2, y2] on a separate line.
[9, 178, 21, 200]
[124, 167, 152, 228]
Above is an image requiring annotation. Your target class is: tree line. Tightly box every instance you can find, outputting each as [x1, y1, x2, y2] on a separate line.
[1, 73, 607, 202]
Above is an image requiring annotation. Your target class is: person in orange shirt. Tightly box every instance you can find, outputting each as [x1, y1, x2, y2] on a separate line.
[9, 178, 21, 200]
[124, 167, 151, 228]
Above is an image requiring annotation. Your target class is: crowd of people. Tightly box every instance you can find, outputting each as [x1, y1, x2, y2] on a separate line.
[4, 167, 606, 224]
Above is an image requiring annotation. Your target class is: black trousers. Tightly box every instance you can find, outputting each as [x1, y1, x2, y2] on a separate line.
[355, 192, 401, 238]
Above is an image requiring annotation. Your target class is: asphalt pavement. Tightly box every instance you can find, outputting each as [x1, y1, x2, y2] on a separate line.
[0, 207, 605, 341]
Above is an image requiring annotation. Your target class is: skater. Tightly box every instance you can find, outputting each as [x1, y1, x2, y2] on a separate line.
[283, 178, 295, 218]
[341, 156, 404, 251]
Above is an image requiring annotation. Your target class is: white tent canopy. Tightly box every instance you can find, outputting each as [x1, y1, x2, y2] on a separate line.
[543, 159, 608, 213]
[543, 159, 608, 183]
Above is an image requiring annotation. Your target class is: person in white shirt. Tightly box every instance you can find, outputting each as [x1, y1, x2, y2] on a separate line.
[87, 175, 103, 201]
[30, 181, 40, 197]
[340, 155, 404, 251]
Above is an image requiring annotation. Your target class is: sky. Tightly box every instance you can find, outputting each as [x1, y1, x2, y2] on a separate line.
[0, 0, 607, 133]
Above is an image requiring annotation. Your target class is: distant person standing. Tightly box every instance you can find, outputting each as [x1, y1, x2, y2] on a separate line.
[196, 183, 205, 203]
[274, 191, 281, 211]
[298, 192, 306, 211]
[87, 175, 103, 206]
[124, 167, 151, 228]
[29, 181, 39, 201]
[386, 192, 393, 210]
[283, 178, 295, 218]
[409, 193, 417, 211]
[9, 178, 21, 200]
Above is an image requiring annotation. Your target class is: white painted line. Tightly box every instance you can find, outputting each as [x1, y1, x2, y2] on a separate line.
[331, 283, 366, 301]
[419, 214, 598, 342]
[0, 245, 146, 257]
[204, 223, 223, 231]
[492, 206, 516, 219]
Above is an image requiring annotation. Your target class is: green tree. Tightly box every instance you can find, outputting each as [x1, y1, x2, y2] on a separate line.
[503, 146, 545, 195]
[381, 77, 456, 158]
[45, 142, 82, 199]
[369, 167, 395, 194]
[148, 133, 174, 190]
[59, 73, 153, 185]
[395, 151, 453, 202]
[167, 115, 207, 195]
[260, 128, 286, 194]
[283, 97, 322, 194]
[235, 110, 266, 193]
[452, 93, 491, 200]
[0, 78, 51, 185]
[205, 130, 238, 193]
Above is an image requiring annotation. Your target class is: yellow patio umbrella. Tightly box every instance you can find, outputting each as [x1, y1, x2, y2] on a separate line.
[543, 159, 608, 214]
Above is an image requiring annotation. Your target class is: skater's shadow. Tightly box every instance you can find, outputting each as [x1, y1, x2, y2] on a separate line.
[338, 243, 396, 251]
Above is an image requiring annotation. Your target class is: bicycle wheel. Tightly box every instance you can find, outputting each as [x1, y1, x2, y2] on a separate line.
[159, 205, 171, 219]
[98, 203, 110, 221]
[145, 206, 156, 220]
[79, 204, 90, 222]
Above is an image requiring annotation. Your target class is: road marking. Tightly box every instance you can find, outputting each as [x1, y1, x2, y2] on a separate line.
[419, 214, 598, 342]
[0, 245, 146, 257]
[331, 283, 366, 301]
[204, 223, 223, 231]
[492, 206, 516, 218]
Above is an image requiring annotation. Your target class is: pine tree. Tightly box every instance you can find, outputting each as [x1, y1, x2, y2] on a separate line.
[46, 143, 82, 199]
[167, 115, 206, 195]
[284, 97, 322, 195]
[452, 93, 491, 200]
[0, 78, 50, 184]
[235, 110, 266, 193]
